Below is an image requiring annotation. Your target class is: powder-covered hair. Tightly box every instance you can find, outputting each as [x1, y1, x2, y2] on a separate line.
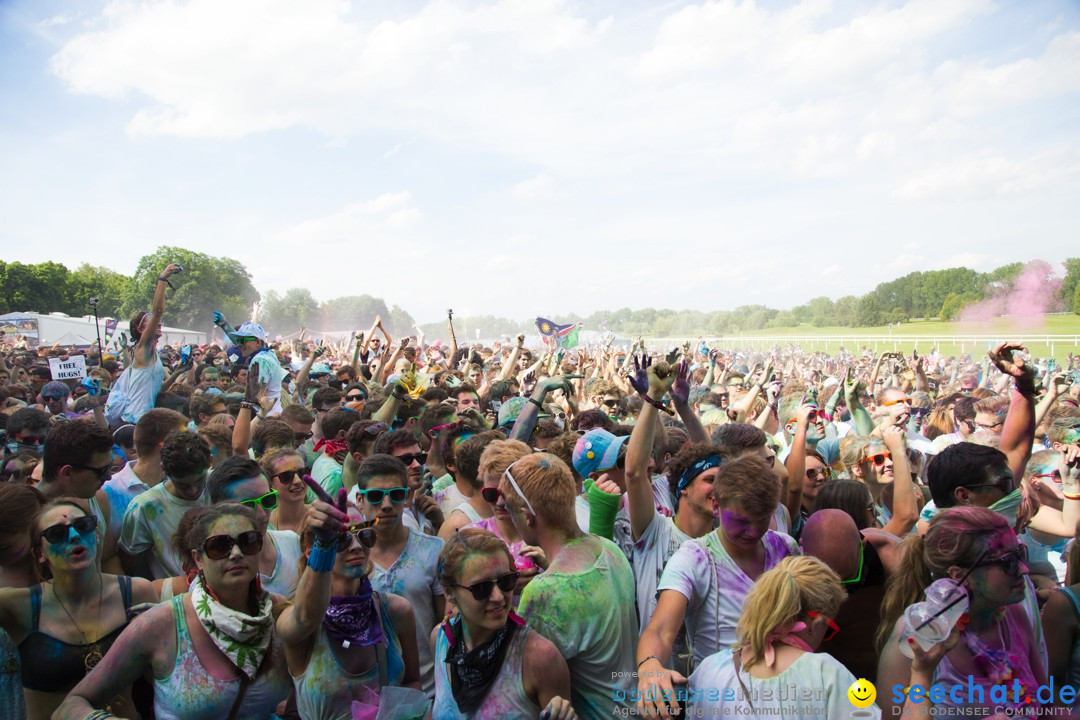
[712, 454, 780, 518]
[736, 556, 846, 671]
[876, 507, 1011, 653]
[438, 527, 516, 597]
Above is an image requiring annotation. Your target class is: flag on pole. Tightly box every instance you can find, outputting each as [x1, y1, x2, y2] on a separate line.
[103, 319, 118, 347]
[536, 318, 583, 349]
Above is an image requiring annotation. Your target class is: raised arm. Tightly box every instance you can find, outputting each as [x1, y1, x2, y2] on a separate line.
[499, 334, 526, 381]
[989, 342, 1037, 481]
[879, 427, 918, 537]
[277, 481, 348, 644]
[844, 365, 875, 436]
[378, 338, 408, 385]
[625, 355, 673, 539]
[134, 262, 182, 368]
[509, 374, 582, 444]
[670, 359, 708, 444]
[783, 404, 812, 522]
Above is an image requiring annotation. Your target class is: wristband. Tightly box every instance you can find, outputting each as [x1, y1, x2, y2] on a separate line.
[83, 711, 116, 720]
[528, 397, 544, 409]
[1064, 493, 1080, 501]
[639, 393, 666, 412]
[240, 400, 257, 411]
[637, 655, 660, 670]
[307, 540, 338, 572]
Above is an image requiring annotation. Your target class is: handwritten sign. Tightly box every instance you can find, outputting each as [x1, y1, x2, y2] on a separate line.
[49, 355, 87, 380]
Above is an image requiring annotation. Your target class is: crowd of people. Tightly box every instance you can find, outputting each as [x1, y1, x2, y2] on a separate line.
[1, 265, 1080, 719]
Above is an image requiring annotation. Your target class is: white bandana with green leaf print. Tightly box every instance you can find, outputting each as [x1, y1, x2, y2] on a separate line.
[190, 573, 273, 680]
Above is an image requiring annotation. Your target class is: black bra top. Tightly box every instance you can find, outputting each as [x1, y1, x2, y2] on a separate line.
[17, 576, 133, 693]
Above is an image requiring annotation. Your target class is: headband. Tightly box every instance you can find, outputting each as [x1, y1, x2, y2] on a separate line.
[677, 454, 722, 496]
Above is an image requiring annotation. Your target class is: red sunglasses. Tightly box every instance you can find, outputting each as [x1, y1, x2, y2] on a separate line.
[807, 611, 840, 641]
[481, 487, 502, 504]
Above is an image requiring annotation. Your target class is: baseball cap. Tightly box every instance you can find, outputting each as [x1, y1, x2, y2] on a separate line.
[234, 322, 266, 343]
[41, 381, 70, 399]
[310, 363, 331, 377]
[573, 429, 629, 479]
[498, 396, 528, 428]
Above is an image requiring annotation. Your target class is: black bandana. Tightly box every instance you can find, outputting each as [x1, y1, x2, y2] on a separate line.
[444, 613, 523, 713]
[323, 577, 385, 648]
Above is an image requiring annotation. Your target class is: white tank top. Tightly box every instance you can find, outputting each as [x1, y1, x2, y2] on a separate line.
[432, 622, 539, 719]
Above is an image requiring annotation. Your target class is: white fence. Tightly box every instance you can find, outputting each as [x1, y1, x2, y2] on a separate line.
[653, 335, 1080, 356]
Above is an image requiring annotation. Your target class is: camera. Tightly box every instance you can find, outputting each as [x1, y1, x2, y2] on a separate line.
[88, 297, 99, 307]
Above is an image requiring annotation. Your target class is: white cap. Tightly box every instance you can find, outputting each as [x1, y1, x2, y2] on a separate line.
[235, 322, 266, 343]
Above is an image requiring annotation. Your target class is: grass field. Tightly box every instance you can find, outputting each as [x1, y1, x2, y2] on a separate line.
[660, 315, 1080, 360]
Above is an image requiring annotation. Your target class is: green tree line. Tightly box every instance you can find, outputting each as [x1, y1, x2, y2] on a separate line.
[3, 252, 1078, 339]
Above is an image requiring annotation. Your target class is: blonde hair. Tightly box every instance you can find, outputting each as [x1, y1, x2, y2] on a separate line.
[736, 556, 845, 671]
[499, 453, 577, 533]
[477, 439, 531, 481]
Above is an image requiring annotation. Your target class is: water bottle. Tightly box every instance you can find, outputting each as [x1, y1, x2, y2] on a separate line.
[899, 579, 968, 659]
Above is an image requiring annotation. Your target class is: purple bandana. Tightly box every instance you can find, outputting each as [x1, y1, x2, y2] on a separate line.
[323, 577, 385, 648]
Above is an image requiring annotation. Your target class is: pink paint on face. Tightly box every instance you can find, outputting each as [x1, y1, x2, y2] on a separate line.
[720, 509, 770, 549]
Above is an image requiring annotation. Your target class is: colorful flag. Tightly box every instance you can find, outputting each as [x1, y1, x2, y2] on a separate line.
[103, 319, 118, 346]
[536, 318, 583, 348]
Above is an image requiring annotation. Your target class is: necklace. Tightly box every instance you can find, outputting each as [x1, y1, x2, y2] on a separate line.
[51, 577, 105, 672]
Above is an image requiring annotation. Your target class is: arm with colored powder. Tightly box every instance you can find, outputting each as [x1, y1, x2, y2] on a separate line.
[670, 359, 708, 444]
[351, 331, 363, 368]
[637, 590, 689, 718]
[212, 310, 238, 343]
[844, 365, 875, 436]
[1034, 373, 1068, 430]
[990, 342, 1037, 481]
[700, 349, 717, 388]
[626, 354, 669, 539]
[509, 375, 581, 444]
[378, 337, 408, 385]
[879, 426, 919, 537]
[784, 404, 812, 523]
[372, 378, 409, 425]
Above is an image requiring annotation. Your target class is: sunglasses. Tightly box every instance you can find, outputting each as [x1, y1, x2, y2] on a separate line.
[481, 487, 502, 504]
[451, 571, 520, 602]
[240, 490, 279, 511]
[17, 435, 48, 445]
[601, 399, 619, 409]
[863, 451, 891, 467]
[39, 515, 98, 545]
[234, 337, 258, 345]
[338, 521, 377, 550]
[1030, 470, 1062, 482]
[806, 611, 840, 641]
[202, 530, 263, 560]
[882, 396, 912, 407]
[807, 409, 831, 423]
[395, 452, 427, 466]
[357, 487, 409, 504]
[359, 422, 389, 436]
[273, 470, 304, 485]
[911, 407, 931, 419]
[294, 431, 314, 443]
[806, 467, 832, 482]
[68, 462, 113, 482]
[346, 393, 366, 401]
[971, 545, 1028, 577]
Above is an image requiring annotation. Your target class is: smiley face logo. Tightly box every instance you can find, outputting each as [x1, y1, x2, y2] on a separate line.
[847, 678, 876, 708]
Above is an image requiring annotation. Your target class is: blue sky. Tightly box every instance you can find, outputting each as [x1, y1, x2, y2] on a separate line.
[1, 0, 1079, 324]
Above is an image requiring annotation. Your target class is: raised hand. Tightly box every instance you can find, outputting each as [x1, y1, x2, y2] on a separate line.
[988, 341, 1035, 386]
[670, 359, 692, 406]
[302, 476, 349, 545]
[313, 345, 327, 359]
[399, 337, 410, 350]
[212, 310, 226, 327]
[161, 262, 183, 278]
[627, 353, 651, 395]
[541, 373, 584, 398]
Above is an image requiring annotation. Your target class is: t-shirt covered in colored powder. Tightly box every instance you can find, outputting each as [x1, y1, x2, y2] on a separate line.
[307, 452, 343, 503]
[249, 350, 287, 415]
[369, 527, 444, 698]
[105, 356, 165, 425]
[262, 529, 301, 599]
[688, 650, 878, 719]
[432, 482, 468, 516]
[657, 530, 799, 665]
[120, 482, 206, 580]
[102, 460, 151, 542]
[517, 536, 638, 720]
[633, 512, 691, 633]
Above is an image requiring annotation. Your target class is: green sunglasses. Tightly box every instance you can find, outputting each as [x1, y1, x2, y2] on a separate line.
[841, 542, 865, 586]
[240, 489, 279, 511]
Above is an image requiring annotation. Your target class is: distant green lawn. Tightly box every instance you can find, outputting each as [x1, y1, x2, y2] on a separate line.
[683, 315, 1080, 360]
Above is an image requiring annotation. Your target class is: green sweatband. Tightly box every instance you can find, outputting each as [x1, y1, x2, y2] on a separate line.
[585, 478, 622, 540]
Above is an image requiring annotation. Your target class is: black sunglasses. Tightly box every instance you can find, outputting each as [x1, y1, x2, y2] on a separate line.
[68, 462, 113, 482]
[972, 545, 1029, 577]
[294, 431, 314, 443]
[202, 530, 263, 560]
[39, 515, 98, 545]
[273, 470, 303, 485]
[601, 399, 619, 409]
[346, 393, 366, 401]
[396, 452, 427, 466]
[451, 571, 520, 601]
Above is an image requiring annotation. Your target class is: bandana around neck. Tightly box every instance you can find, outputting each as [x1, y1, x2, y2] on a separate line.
[190, 572, 273, 680]
[443, 612, 526, 713]
[739, 621, 813, 669]
[323, 578, 385, 649]
[314, 438, 349, 457]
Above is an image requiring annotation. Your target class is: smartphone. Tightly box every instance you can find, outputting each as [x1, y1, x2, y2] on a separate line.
[316, 339, 323, 347]
[180, 345, 191, 364]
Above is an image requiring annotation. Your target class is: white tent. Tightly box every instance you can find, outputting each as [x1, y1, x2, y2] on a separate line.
[0, 312, 207, 347]
[54, 331, 95, 347]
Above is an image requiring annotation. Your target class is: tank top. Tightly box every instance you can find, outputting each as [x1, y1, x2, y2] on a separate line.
[292, 593, 405, 720]
[17, 576, 133, 693]
[432, 622, 539, 719]
[454, 503, 483, 525]
[105, 356, 165, 426]
[153, 596, 291, 720]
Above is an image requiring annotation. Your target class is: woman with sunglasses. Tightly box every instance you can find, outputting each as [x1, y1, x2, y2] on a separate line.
[56, 502, 293, 720]
[276, 478, 420, 719]
[849, 426, 919, 537]
[688, 556, 866, 719]
[262, 448, 308, 535]
[0, 498, 156, 720]
[433, 527, 576, 719]
[877, 507, 1048, 716]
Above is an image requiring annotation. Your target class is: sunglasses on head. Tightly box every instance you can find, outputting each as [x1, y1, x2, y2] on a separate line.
[68, 462, 113, 482]
[360, 422, 389, 436]
[806, 611, 840, 641]
[358, 487, 409, 504]
[338, 521, 377, 550]
[273, 470, 304, 486]
[864, 451, 891, 466]
[240, 490, 279, 511]
[39, 515, 98, 545]
[451, 571, 520, 602]
[396, 452, 427, 466]
[202, 530, 263, 560]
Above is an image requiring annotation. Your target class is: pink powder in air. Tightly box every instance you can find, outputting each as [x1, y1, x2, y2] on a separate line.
[959, 261, 1063, 324]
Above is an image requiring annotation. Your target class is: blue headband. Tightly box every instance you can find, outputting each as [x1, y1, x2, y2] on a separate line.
[677, 454, 722, 496]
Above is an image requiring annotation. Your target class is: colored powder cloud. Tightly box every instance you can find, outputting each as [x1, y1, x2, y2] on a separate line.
[959, 261, 1063, 323]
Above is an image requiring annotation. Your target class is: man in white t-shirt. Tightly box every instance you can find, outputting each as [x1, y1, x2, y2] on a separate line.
[120, 430, 211, 580]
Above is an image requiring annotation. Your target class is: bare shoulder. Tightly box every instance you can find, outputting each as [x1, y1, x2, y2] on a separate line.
[523, 627, 563, 665]
[128, 576, 159, 605]
[384, 592, 414, 623]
